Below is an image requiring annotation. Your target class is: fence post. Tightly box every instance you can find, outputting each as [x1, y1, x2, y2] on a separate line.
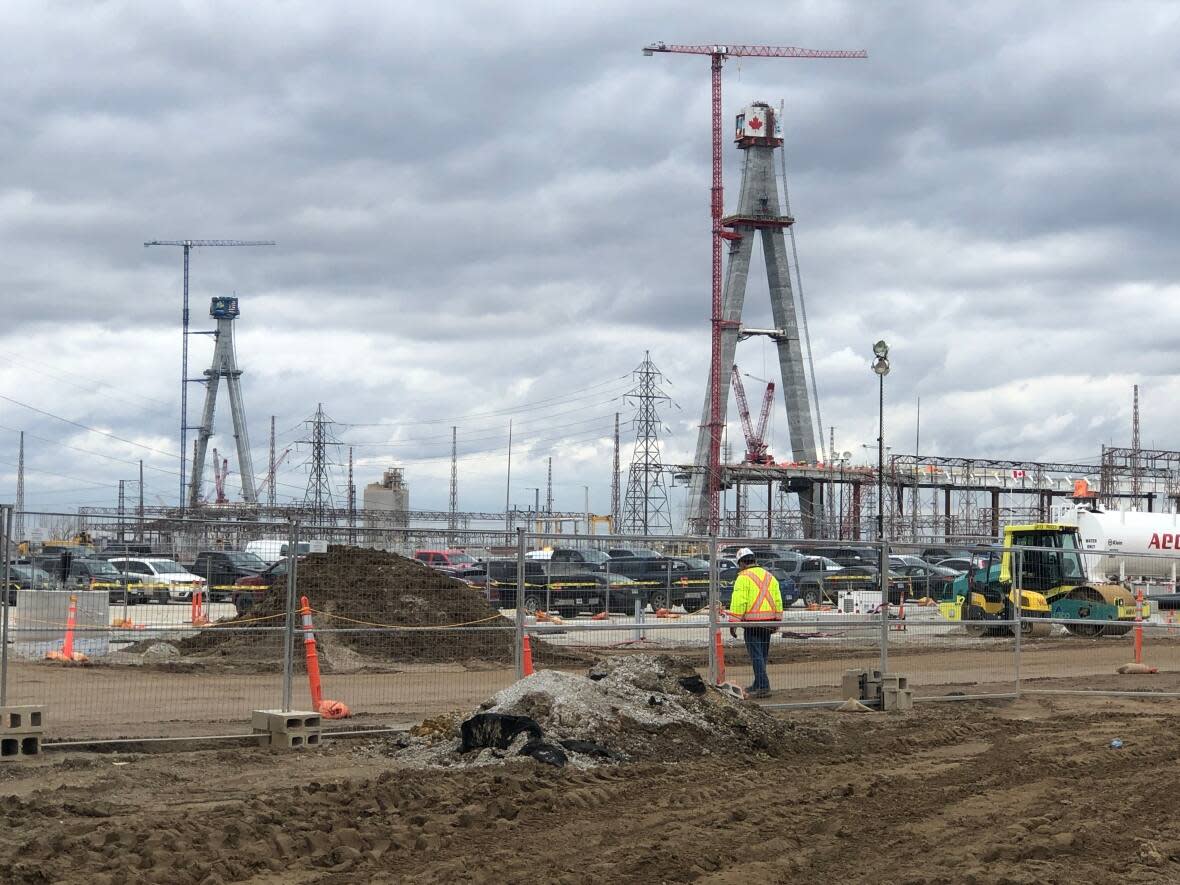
[707, 534, 719, 685]
[879, 538, 889, 676]
[1013, 546, 1022, 695]
[280, 520, 300, 713]
[514, 527, 525, 680]
[0, 506, 11, 707]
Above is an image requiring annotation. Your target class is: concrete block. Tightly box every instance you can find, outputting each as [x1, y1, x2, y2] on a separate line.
[251, 710, 322, 734]
[880, 674, 909, 692]
[1, 706, 44, 734]
[882, 687, 914, 713]
[0, 734, 41, 759]
[255, 730, 322, 750]
[841, 669, 867, 700]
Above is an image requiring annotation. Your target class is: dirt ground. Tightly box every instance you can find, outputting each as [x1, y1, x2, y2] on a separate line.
[2, 691, 1180, 884]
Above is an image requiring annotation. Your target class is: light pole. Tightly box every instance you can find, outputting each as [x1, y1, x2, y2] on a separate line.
[872, 341, 890, 540]
[872, 340, 891, 676]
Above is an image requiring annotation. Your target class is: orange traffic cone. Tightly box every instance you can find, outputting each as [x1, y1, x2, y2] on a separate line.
[713, 628, 727, 685]
[190, 588, 210, 626]
[46, 594, 88, 664]
[300, 597, 350, 719]
[522, 634, 535, 676]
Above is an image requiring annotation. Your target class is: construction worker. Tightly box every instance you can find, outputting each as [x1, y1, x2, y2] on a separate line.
[727, 548, 782, 698]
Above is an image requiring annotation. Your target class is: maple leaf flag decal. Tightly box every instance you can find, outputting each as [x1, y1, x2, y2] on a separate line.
[748, 116, 763, 130]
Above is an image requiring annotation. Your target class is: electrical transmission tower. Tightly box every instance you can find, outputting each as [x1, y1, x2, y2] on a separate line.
[143, 238, 275, 514]
[300, 403, 339, 525]
[621, 352, 673, 535]
[546, 457, 553, 516]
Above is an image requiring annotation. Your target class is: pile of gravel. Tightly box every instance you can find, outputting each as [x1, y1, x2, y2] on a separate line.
[378, 654, 834, 768]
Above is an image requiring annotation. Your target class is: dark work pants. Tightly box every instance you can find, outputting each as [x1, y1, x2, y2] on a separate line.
[743, 626, 773, 691]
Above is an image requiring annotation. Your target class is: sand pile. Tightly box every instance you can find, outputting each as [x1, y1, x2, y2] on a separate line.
[381, 654, 834, 768]
[180, 546, 517, 668]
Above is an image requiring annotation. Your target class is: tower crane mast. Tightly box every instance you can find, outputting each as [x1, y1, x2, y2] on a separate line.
[144, 238, 275, 515]
[643, 41, 866, 533]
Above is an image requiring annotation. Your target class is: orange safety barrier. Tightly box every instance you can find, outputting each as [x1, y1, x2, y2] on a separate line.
[522, 633, 535, 676]
[591, 611, 610, 621]
[190, 587, 209, 627]
[300, 596, 350, 719]
[46, 594, 88, 664]
[713, 629, 726, 684]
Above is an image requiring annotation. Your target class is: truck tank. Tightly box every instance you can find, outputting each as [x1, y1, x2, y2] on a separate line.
[1053, 505, 1180, 581]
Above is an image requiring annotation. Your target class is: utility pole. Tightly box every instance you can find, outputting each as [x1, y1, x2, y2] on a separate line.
[449, 426, 458, 540]
[643, 42, 865, 534]
[15, 431, 24, 541]
[611, 412, 621, 531]
[347, 446, 356, 544]
[504, 419, 513, 530]
[117, 480, 126, 544]
[144, 238, 275, 515]
[546, 457, 553, 522]
[1132, 385, 1142, 505]
[621, 351, 673, 535]
[137, 459, 144, 542]
[268, 415, 277, 512]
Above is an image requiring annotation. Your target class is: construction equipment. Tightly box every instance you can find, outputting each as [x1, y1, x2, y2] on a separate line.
[143, 238, 275, 515]
[731, 366, 774, 465]
[938, 546, 1052, 638]
[1006, 523, 1136, 637]
[211, 447, 229, 505]
[642, 42, 867, 534]
[938, 524, 1136, 637]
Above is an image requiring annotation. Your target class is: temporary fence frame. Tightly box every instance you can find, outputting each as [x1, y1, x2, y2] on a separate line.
[4, 511, 1180, 746]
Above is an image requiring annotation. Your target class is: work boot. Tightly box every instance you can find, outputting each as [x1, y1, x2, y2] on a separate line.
[751, 689, 771, 699]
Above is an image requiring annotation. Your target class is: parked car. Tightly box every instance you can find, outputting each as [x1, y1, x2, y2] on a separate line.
[546, 548, 612, 571]
[244, 539, 327, 564]
[604, 556, 710, 611]
[933, 557, 978, 574]
[764, 555, 843, 606]
[3, 562, 56, 604]
[606, 547, 665, 560]
[412, 549, 484, 580]
[889, 555, 959, 598]
[479, 560, 645, 617]
[231, 557, 303, 615]
[105, 557, 206, 601]
[920, 546, 975, 564]
[187, 551, 267, 600]
[801, 545, 881, 568]
[718, 544, 795, 564]
[62, 557, 153, 604]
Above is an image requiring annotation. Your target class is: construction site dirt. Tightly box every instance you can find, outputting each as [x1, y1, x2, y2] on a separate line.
[2, 690, 1180, 884]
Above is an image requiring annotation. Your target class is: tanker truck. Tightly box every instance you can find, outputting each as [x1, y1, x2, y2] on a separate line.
[1052, 504, 1180, 583]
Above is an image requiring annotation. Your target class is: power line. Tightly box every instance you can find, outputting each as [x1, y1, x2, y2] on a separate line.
[0, 392, 178, 459]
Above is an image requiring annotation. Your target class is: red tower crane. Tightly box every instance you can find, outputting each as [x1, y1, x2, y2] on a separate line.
[256, 446, 292, 501]
[730, 366, 776, 465]
[211, 447, 230, 505]
[643, 42, 867, 533]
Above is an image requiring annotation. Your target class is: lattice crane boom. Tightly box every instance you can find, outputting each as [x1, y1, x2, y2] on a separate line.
[755, 382, 775, 450]
[731, 366, 775, 465]
[643, 43, 867, 59]
[643, 40, 866, 533]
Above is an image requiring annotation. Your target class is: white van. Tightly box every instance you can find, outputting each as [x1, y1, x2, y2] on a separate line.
[245, 539, 329, 564]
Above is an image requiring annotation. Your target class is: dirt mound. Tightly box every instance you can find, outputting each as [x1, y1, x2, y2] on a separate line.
[383, 654, 834, 767]
[179, 545, 581, 669]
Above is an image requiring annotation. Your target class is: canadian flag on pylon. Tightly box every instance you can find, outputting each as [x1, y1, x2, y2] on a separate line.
[1012, 469, 1026, 479]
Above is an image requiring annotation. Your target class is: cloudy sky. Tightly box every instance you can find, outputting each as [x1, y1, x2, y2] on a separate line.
[1, 0, 1178, 526]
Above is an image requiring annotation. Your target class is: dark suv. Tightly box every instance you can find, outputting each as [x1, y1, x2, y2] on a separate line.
[188, 551, 267, 600]
[802, 546, 880, 568]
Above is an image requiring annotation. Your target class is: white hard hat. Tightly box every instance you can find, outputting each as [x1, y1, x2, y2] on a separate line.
[736, 547, 756, 562]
